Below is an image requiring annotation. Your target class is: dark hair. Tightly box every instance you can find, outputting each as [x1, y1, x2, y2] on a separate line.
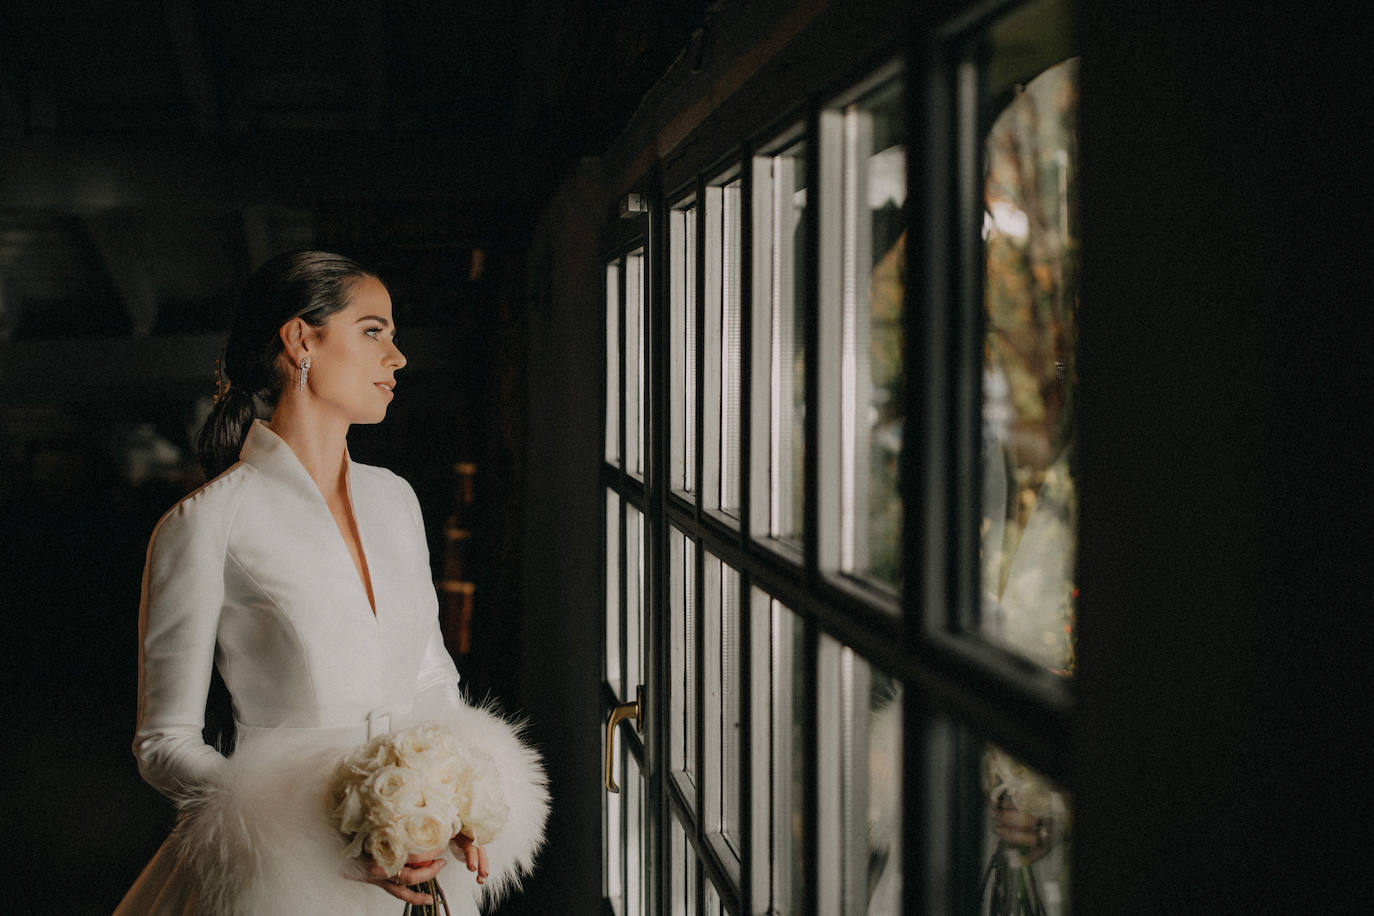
[194, 250, 377, 478]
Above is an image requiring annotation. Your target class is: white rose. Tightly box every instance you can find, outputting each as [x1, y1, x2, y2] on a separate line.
[364, 765, 424, 820]
[392, 728, 436, 766]
[333, 786, 369, 838]
[367, 825, 409, 877]
[343, 735, 397, 774]
[423, 756, 467, 802]
[403, 812, 450, 854]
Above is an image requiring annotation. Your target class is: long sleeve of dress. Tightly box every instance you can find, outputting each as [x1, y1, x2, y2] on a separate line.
[133, 483, 234, 801]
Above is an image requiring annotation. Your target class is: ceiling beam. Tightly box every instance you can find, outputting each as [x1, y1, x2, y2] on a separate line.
[0, 133, 548, 211]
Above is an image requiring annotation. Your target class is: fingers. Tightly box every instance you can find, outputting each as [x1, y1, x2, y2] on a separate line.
[377, 878, 437, 906]
[367, 858, 446, 903]
[403, 858, 446, 884]
[992, 798, 1053, 863]
[452, 833, 490, 885]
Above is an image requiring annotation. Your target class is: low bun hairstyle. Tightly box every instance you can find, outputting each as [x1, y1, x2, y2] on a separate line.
[194, 250, 378, 478]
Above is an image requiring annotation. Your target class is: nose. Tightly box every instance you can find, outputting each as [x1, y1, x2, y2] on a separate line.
[386, 339, 406, 371]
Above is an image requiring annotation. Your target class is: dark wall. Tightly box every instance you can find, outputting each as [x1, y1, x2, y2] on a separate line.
[1075, 2, 1365, 910]
[502, 161, 611, 915]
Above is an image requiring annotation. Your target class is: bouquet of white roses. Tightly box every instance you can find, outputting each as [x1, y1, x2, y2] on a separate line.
[328, 722, 510, 915]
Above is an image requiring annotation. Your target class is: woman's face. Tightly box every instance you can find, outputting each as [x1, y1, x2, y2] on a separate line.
[300, 275, 406, 425]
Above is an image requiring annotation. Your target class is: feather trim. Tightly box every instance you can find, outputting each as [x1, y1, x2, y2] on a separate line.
[170, 735, 380, 915]
[163, 708, 547, 916]
[426, 698, 551, 912]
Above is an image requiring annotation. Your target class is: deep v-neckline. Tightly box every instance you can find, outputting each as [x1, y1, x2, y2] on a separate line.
[243, 422, 380, 619]
[331, 469, 378, 618]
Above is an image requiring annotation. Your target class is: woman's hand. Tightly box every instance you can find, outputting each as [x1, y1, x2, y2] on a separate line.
[452, 832, 491, 885]
[992, 795, 1054, 865]
[361, 850, 447, 906]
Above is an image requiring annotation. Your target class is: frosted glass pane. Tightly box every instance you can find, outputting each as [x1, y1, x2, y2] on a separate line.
[818, 634, 902, 914]
[670, 205, 698, 497]
[606, 262, 620, 464]
[605, 490, 620, 695]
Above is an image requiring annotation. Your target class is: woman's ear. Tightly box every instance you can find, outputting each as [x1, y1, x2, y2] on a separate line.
[279, 318, 310, 364]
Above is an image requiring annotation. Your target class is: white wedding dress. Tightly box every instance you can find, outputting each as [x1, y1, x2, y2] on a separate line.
[115, 421, 548, 916]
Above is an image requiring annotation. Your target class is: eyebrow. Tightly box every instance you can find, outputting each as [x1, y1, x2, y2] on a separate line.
[354, 315, 391, 326]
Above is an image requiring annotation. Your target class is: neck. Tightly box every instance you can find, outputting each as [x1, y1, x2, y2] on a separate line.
[267, 397, 351, 494]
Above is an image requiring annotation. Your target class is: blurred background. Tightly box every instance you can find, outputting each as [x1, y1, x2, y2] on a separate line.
[0, 1, 714, 910]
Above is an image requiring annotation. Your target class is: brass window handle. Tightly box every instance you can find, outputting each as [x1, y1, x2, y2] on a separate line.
[604, 685, 643, 793]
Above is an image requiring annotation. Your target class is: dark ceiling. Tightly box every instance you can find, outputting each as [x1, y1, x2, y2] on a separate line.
[0, 0, 714, 343]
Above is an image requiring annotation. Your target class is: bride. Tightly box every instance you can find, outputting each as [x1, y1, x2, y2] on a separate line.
[116, 251, 548, 915]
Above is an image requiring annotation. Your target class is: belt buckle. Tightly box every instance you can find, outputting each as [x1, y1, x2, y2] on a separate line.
[366, 706, 393, 740]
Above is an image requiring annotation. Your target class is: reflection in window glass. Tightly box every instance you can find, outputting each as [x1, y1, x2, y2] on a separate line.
[976, 4, 1079, 679]
[750, 591, 806, 914]
[818, 634, 902, 914]
[751, 139, 808, 547]
[605, 490, 621, 695]
[625, 250, 646, 478]
[670, 203, 698, 496]
[669, 526, 698, 787]
[980, 743, 1072, 916]
[821, 71, 906, 592]
[705, 179, 743, 519]
[606, 262, 620, 464]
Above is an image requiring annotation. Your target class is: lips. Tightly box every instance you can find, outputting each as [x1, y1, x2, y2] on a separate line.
[375, 381, 395, 394]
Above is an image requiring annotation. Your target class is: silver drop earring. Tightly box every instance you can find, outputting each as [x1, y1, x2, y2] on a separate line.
[298, 356, 311, 391]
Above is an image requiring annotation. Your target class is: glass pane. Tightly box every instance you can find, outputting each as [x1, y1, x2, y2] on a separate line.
[702, 552, 742, 858]
[822, 70, 906, 593]
[979, 743, 1072, 916]
[975, 0, 1079, 678]
[606, 490, 621, 695]
[750, 590, 806, 915]
[705, 179, 743, 520]
[818, 634, 902, 915]
[704, 881, 721, 916]
[606, 261, 620, 464]
[671, 203, 698, 496]
[626, 249, 646, 477]
[626, 755, 645, 916]
[671, 813, 697, 916]
[751, 138, 808, 548]
[721, 563, 741, 852]
[626, 504, 644, 694]
[605, 731, 623, 914]
[669, 526, 698, 787]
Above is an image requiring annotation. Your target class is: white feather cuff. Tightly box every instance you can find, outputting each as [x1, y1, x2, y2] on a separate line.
[160, 708, 548, 916]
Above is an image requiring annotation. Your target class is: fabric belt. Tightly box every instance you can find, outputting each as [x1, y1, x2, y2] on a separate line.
[235, 699, 416, 747]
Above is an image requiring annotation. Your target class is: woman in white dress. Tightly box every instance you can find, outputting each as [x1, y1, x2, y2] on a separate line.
[116, 251, 548, 915]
